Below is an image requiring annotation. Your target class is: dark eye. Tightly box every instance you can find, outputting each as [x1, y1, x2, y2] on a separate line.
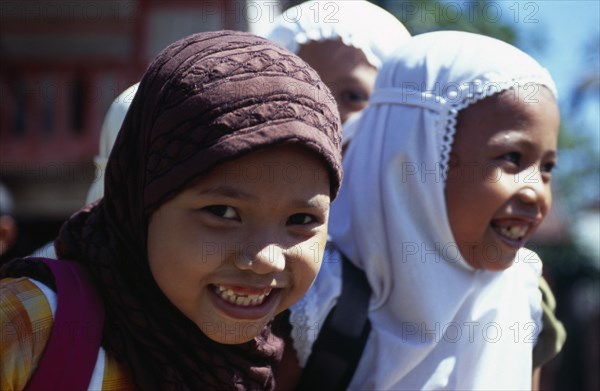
[541, 161, 556, 174]
[342, 90, 368, 102]
[287, 214, 316, 226]
[339, 90, 369, 108]
[205, 205, 239, 220]
[502, 152, 521, 166]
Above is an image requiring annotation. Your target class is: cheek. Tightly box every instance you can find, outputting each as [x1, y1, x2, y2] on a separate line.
[299, 235, 326, 279]
[147, 214, 175, 285]
[542, 186, 553, 215]
[147, 212, 166, 271]
[285, 233, 327, 303]
[445, 176, 498, 237]
[483, 165, 503, 183]
[147, 209, 192, 288]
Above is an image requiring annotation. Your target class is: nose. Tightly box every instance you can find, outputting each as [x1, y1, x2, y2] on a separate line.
[516, 187, 539, 204]
[515, 166, 551, 210]
[234, 242, 286, 274]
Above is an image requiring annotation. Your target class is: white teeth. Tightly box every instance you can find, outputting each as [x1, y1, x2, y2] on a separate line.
[213, 285, 271, 307]
[497, 225, 529, 240]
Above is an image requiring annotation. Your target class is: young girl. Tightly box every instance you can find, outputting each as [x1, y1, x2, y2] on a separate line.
[289, 31, 560, 389]
[0, 30, 342, 390]
[263, 0, 410, 125]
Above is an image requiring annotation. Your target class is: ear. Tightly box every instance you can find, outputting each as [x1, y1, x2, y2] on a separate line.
[0, 215, 18, 256]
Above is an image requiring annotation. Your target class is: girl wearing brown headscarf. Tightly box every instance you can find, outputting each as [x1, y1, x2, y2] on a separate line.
[1, 30, 342, 390]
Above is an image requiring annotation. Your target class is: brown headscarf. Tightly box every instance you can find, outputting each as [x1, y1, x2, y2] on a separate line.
[4, 31, 342, 390]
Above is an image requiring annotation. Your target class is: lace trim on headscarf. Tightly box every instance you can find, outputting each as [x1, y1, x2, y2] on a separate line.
[292, 30, 383, 68]
[288, 244, 343, 367]
[369, 72, 557, 181]
[264, 1, 410, 70]
[289, 288, 318, 367]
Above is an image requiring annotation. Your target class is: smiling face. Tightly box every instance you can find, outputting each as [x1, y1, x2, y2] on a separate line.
[147, 144, 331, 344]
[298, 39, 377, 124]
[444, 85, 560, 271]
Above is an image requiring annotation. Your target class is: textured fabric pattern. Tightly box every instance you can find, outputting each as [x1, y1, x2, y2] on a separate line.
[2, 30, 342, 391]
[0, 277, 134, 390]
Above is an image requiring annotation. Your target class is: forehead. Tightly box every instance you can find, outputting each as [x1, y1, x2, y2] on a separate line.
[188, 144, 330, 190]
[298, 39, 375, 79]
[453, 86, 559, 151]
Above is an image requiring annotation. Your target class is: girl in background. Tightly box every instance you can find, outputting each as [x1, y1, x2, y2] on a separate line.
[264, 0, 410, 125]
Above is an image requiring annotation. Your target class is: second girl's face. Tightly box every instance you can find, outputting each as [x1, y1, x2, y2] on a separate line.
[445, 86, 559, 271]
[298, 39, 377, 124]
[147, 145, 331, 344]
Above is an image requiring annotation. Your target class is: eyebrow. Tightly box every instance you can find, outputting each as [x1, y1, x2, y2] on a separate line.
[193, 185, 330, 209]
[193, 185, 258, 202]
[488, 132, 557, 154]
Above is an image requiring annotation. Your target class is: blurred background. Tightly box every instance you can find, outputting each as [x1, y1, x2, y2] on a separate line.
[0, 1, 598, 389]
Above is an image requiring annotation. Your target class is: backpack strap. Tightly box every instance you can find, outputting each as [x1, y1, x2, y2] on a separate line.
[24, 258, 105, 391]
[296, 252, 371, 391]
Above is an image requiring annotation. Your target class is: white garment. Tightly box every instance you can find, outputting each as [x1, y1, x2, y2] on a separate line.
[262, 0, 410, 69]
[291, 31, 553, 390]
[31, 84, 139, 259]
[31, 241, 57, 259]
[86, 83, 139, 204]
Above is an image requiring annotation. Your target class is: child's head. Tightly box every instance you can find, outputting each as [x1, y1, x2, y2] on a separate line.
[328, 31, 559, 294]
[54, 30, 341, 388]
[106, 30, 341, 343]
[264, 0, 410, 124]
[446, 85, 559, 270]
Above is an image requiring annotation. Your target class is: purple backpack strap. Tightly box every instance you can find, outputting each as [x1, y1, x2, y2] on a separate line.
[24, 258, 105, 391]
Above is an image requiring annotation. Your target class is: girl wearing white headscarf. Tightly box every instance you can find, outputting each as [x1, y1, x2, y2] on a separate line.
[290, 31, 560, 389]
[263, 0, 410, 125]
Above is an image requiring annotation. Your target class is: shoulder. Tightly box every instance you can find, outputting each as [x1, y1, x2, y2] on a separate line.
[1, 276, 56, 329]
[512, 248, 546, 344]
[1, 277, 55, 391]
[533, 276, 567, 368]
[1, 276, 134, 391]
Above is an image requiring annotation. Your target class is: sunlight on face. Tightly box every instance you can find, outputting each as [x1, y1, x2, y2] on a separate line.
[445, 85, 560, 271]
[147, 145, 331, 344]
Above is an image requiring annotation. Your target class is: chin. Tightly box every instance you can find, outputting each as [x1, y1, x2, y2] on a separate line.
[198, 320, 268, 345]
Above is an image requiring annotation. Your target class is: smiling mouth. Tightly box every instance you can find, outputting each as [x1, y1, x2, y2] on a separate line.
[212, 284, 272, 307]
[491, 221, 530, 241]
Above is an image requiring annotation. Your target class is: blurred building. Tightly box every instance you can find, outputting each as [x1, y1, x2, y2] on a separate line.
[0, 0, 252, 252]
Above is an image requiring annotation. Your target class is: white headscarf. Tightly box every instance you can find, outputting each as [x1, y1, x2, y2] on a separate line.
[291, 31, 553, 389]
[263, 0, 410, 70]
[85, 83, 139, 204]
[32, 83, 140, 259]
